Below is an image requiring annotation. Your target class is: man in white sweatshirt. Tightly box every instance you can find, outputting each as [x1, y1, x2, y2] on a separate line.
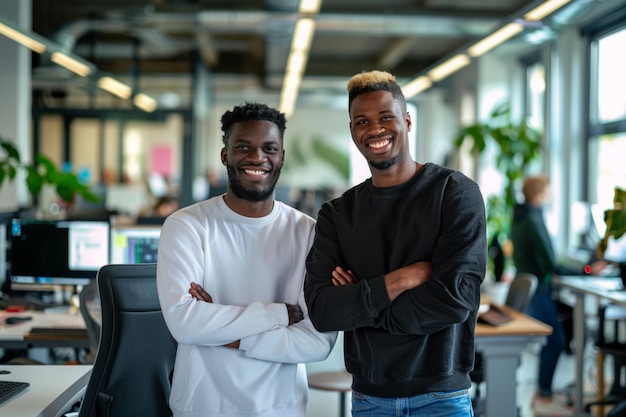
[156, 102, 337, 417]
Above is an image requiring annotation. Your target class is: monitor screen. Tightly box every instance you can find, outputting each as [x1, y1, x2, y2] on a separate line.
[604, 234, 626, 264]
[9, 218, 111, 286]
[110, 226, 161, 264]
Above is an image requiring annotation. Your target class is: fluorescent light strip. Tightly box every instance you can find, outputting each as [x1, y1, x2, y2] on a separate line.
[467, 22, 524, 57]
[524, 0, 572, 21]
[292, 18, 316, 51]
[287, 50, 308, 75]
[427, 54, 471, 82]
[299, 0, 322, 14]
[280, 73, 302, 117]
[134, 93, 158, 112]
[279, 1, 322, 117]
[402, 76, 433, 98]
[51, 51, 91, 77]
[0, 21, 47, 53]
[98, 76, 132, 99]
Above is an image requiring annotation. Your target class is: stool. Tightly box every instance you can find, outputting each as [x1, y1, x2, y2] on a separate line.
[307, 370, 352, 417]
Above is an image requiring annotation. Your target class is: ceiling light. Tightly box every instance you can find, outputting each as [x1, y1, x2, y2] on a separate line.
[402, 76, 433, 98]
[524, 0, 572, 21]
[0, 20, 47, 53]
[292, 18, 316, 51]
[134, 93, 158, 112]
[299, 0, 322, 14]
[98, 76, 132, 99]
[427, 54, 471, 82]
[287, 50, 308, 75]
[279, 72, 302, 117]
[51, 51, 91, 77]
[468, 22, 524, 57]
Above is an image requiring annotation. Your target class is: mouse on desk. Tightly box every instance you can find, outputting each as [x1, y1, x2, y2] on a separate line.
[5, 316, 33, 325]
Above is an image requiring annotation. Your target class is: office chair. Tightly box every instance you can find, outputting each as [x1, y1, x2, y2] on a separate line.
[585, 303, 626, 417]
[504, 272, 539, 312]
[78, 282, 101, 363]
[78, 263, 177, 417]
[471, 272, 538, 415]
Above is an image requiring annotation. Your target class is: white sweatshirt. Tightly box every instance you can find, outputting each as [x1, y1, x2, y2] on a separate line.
[156, 196, 337, 417]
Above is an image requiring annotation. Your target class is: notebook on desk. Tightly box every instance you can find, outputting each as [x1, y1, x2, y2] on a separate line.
[477, 303, 513, 326]
[0, 380, 30, 405]
[24, 327, 88, 340]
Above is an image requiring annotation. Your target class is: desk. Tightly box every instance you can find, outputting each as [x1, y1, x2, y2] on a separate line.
[475, 304, 553, 417]
[554, 275, 625, 416]
[0, 364, 91, 417]
[0, 310, 88, 350]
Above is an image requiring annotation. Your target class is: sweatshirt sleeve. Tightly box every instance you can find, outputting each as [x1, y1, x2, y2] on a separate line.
[305, 172, 487, 335]
[380, 177, 486, 334]
[238, 288, 338, 364]
[305, 201, 393, 332]
[157, 211, 337, 363]
[157, 215, 290, 346]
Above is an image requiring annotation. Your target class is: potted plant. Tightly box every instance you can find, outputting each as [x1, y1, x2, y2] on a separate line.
[1, 137, 100, 209]
[597, 187, 626, 281]
[454, 101, 542, 280]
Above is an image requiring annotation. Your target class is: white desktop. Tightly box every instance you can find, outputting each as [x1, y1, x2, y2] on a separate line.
[0, 364, 91, 416]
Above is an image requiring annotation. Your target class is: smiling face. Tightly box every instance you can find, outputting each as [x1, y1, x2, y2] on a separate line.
[349, 90, 412, 172]
[221, 119, 284, 205]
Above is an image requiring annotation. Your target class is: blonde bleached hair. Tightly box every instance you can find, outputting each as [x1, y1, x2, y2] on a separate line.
[347, 70, 405, 111]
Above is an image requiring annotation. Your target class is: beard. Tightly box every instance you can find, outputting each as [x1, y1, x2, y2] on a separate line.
[226, 164, 282, 202]
[368, 154, 398, 171]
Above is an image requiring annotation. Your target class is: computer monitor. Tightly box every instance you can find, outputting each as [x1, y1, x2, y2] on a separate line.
[604, 234, 626, 264]
[110, 225, 161, 264]
[9, 218, 111, 287]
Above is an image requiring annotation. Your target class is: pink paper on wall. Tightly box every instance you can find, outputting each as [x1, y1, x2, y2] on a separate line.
[151, 145, 172, 177]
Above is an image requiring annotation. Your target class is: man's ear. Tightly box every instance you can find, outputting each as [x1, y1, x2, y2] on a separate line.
[220, 147, 227, 166]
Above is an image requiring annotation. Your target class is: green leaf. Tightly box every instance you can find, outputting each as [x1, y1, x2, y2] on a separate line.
[0, 141, 20, 163]
[25, 168, 44, 196]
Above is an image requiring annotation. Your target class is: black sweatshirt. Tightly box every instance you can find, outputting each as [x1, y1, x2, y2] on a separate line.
[304, 163, 487, 398]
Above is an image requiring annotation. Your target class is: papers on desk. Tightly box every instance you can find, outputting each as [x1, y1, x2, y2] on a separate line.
[477, 303, 514, 326]
[590, 278, 623, 291]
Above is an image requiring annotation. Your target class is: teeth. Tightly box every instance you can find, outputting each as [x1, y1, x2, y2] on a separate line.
[244, 169, 266, 175]
[369, 139, 390, 149]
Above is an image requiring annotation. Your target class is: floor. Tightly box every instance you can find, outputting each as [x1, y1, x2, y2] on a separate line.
[514, 341, 579, 417]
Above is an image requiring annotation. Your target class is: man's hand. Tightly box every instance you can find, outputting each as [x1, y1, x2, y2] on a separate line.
[332, 266, 357, 286]
[385, 261, 433, 301]
[189, 281, 213, 303]
[286, 303, 304, 325]
[188, 282, 240, 349]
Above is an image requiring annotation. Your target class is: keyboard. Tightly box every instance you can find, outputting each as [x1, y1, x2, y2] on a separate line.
[0, 380, 30, 405]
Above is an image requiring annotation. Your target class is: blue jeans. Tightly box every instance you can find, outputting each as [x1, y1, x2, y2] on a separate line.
[352, 389, 474, 417]
[526, 290, 566, 397]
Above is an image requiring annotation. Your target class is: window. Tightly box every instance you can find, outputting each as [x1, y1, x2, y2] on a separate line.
[587, 24, 626, 209]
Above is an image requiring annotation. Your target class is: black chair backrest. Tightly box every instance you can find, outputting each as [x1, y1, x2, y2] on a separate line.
[78, 282, 102, 361]
[505, 272, 538, 312]
[78, 263, 177, 417]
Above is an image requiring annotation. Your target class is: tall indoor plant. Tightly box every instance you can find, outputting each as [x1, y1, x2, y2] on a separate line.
[454, 101, 542, 280]
[1, 137, 99, 207]
[597, 187, 626, 280]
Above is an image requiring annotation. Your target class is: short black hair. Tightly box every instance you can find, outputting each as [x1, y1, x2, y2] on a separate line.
[221, 102, 287, 145]
[347, 70, 406, 111]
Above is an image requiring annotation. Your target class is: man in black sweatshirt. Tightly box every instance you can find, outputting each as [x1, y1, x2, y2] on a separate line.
[304, 70, 487, 416]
